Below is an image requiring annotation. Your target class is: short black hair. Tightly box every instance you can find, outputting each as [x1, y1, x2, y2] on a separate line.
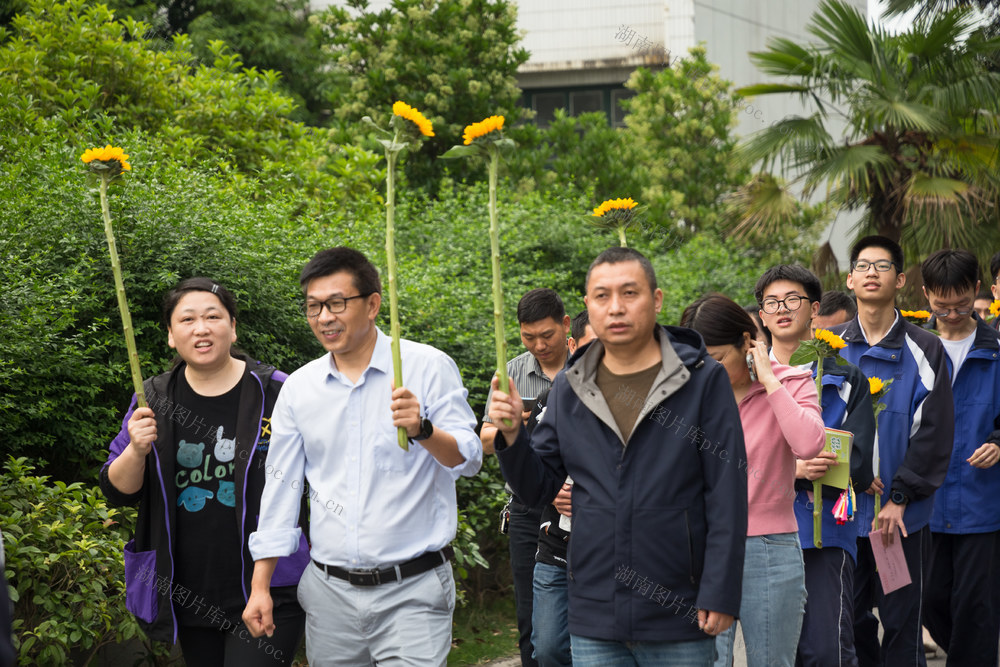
[977, 289, 993, 301]
[517, 288, 565, 325]
[680, 293, 757, 347]
[585, 247, 658, 293]
[818, 291, 857, 319]
[570, 310, 590, 340]
[921, 249, 979, 296]
[990, 251, 1000, 282]
[754, 264, 822, 306]
[850, 235, 904, 272]
[299, 247, 382, 296]
[162, 277, 238, 328]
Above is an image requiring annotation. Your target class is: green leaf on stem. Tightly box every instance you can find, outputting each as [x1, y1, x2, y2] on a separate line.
[440, 145, 483, 159]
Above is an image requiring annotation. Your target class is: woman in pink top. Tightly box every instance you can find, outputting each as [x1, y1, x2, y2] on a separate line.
[681, 294, 825, 667]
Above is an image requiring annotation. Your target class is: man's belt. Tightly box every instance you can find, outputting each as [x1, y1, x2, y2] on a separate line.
[312, 546, 453, 586]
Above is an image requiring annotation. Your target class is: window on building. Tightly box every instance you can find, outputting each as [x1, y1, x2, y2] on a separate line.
[611, 89, 636, 128]
[533, 92, 567, 128]
[569, 90, 603, 116]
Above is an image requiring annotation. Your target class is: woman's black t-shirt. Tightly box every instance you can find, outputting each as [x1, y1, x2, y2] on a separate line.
[172, 370, 246, 627]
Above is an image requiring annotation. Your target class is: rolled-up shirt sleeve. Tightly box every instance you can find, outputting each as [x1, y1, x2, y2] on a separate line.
[248, 388, 306, 561]
[423, 353, 482, 478]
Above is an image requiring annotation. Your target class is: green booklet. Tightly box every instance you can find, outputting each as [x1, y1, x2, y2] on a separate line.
[818, 427, 852, 489]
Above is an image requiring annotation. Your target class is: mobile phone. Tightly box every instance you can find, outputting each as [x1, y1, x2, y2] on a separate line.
[746, 352, 757, 382]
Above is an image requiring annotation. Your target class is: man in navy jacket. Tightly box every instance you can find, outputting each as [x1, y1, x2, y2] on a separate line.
[489, 247, 748, 666]
[832, 236, 954, 667]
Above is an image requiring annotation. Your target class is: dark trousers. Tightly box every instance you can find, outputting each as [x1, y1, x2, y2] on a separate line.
[854, 527, 930, 667]
[797, 546, 858, 667]
[508, 499, 542, 667]
[923, 530, 1000, 667]
[177, 603, 304, 667]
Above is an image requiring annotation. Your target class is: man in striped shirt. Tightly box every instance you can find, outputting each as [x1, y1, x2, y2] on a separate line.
[481, 288, 571, 667]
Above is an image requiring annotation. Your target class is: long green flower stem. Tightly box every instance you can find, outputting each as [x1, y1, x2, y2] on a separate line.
[99, 174, 146, 408]
[487, 147, 511, 427]
[617, 226, 628, 247]
[873, 432, 881, 530]
[384, 132, 408, 450]
[813, 364, 823, 548]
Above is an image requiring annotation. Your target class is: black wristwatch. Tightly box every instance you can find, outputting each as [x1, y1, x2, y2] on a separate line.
[412, 417, 434, 441]
[890, 489, 910, 506]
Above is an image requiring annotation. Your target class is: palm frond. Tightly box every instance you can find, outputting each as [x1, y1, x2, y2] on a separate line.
[735, 115, 834, 171]
[736, 83, 811, 97]
[809, 0, 878, 62]
[867, 98, 948, 134]
[805, 144, 895, 200]
[722, 173, 802, 239]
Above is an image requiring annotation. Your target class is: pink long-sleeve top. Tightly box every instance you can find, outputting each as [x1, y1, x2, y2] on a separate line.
[738, 363, 825, 536]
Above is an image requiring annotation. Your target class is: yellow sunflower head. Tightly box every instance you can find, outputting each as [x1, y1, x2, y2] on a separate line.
[592, 197, 638, 217]
[392, 101, 434, 137]
[990, 300, 1000, 318]
[814, 328, 847, 351]
[869, 376, 885, 395]
[81, 145, 131, 174]
[462, 115, 505, 145]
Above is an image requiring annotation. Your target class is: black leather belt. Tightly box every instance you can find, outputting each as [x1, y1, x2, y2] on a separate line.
[312, 546, 453, 586]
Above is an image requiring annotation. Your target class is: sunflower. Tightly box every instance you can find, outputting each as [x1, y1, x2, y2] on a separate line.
[81, 145, 131, 171]
[869, 377, 885, 395]
[900, 309, 932, 321]
[990, 300, 1000, 318]
[593, 197, 638, 217]
[814, 328, 847, 351]
[462, 115, 505, 145]
[392, 101, 434, 137]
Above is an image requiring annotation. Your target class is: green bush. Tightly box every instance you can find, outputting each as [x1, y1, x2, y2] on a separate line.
[506, 110, 640, 203]
[0, 0, 384, 216]
[0, 129, 352, 476]
[1, 456, 141, 664]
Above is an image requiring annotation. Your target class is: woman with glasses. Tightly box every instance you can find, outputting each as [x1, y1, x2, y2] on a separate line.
[680, 293, 825, 667]
[99, 278, 308, 666]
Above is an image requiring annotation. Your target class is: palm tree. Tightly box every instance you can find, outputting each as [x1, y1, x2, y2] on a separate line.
[730, 0, 1000, 263]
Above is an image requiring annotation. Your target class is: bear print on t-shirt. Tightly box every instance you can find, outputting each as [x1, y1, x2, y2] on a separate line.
[177, 440, 204, 468]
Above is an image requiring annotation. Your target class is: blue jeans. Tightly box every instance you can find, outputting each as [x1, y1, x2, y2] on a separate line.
[532, 562, 571, 666]
[714, 533, 806, 667]
[571, 635, 716, 667]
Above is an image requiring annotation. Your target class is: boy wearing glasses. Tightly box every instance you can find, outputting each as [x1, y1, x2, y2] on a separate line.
[831, 236, 954, 667]
[920, 249, 1000, 666]
[243, 247, 482, 666]
[754, 265, 875, 667]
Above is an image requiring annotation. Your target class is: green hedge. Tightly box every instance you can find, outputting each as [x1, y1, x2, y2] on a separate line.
[1, 457, 141, 664]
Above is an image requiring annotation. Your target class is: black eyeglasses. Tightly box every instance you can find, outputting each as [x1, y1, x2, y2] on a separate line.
[302, 293, 373, 318]
[761, 295, 807, 314]
[930, 307, 973, 318]
[851, 260, 896, 273]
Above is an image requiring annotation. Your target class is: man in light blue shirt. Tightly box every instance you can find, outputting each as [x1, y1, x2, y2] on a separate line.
[242, 247, 482, 666]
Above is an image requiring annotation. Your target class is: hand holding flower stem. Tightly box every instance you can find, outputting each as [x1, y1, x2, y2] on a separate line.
[868, 376, 893, 530]
[790, 328, 848, 547]
[365, 102, 435, 449]
[442, 115, 514, 426]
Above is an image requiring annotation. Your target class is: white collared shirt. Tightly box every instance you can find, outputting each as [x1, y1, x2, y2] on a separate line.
[248, 328, 482, 567]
